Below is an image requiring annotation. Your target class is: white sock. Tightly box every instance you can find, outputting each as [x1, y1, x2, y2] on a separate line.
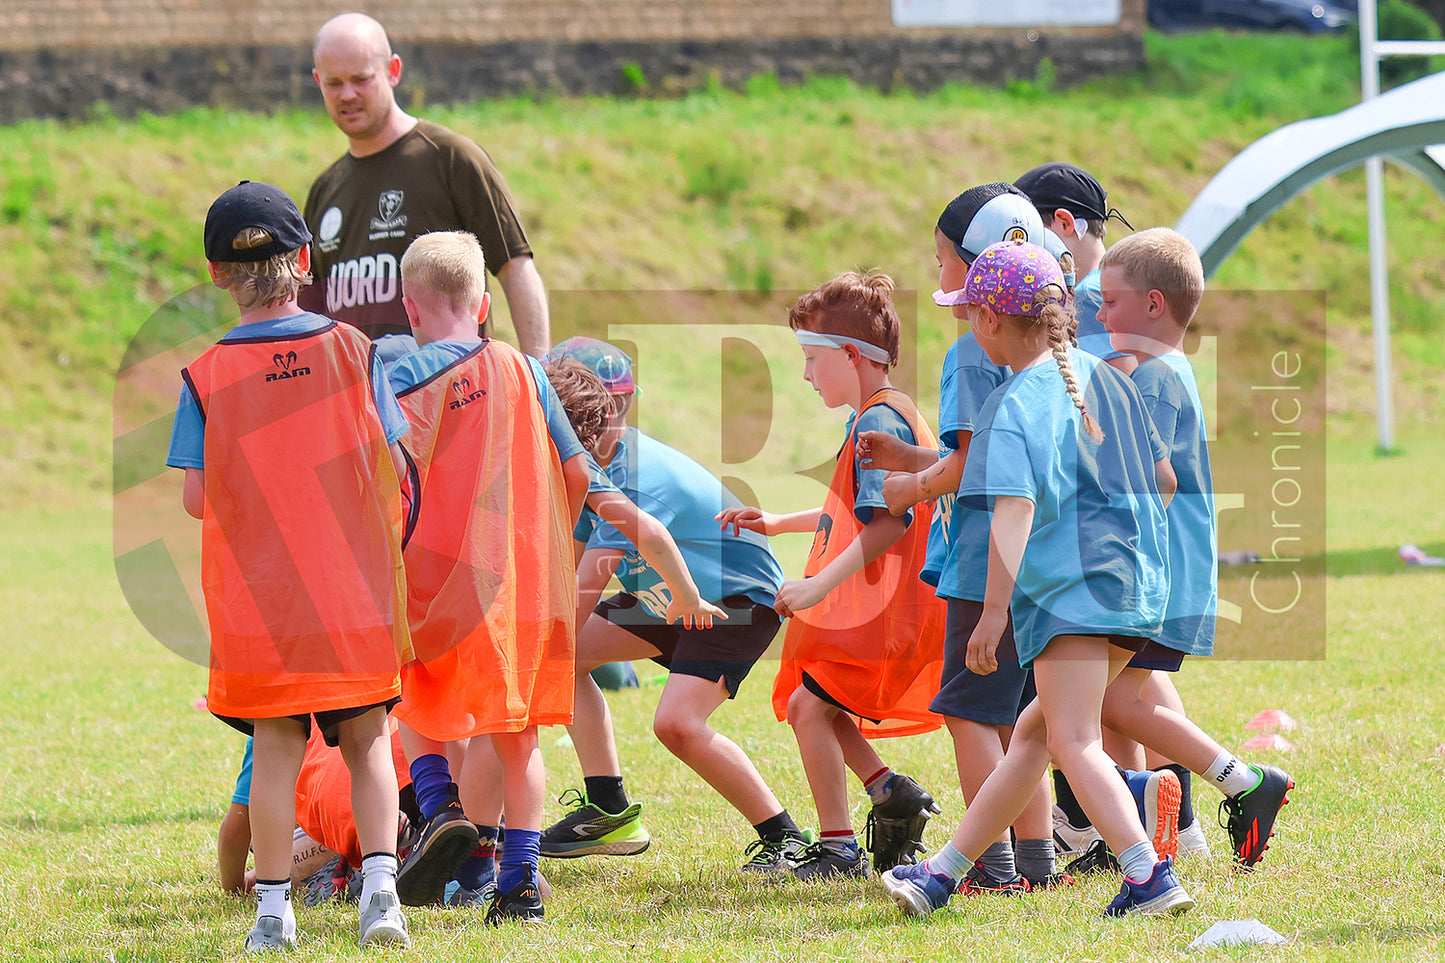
[359, 853, 398, 906]
[1117, 840, 1159, 882]
[923, 842, 971, 883]
[1203, 752, 1261, 797]
[253, 879, 293, 923]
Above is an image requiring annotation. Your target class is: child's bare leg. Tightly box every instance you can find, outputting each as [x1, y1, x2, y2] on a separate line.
[491, 727, 545, 902]
[831, 713, 885, 783]
[1102, 724, 1147, 770]
[1035, 637, 1148, 862]
[1139, 671, 1187, 770]
[249, 717, 308, 882]
[568, 616, 661, 779]
[217, 802, 253, 895]
[336, 707, 400, 859]
[1100, 670, 1221, 775]
[944, 700, 1052, 858]
[456, 736, 504, 826]
[653, 673, 785, 824]
[786, 687, 850, 833]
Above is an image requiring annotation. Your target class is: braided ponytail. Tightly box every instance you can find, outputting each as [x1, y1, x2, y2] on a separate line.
[1040, 295, 1103, 443]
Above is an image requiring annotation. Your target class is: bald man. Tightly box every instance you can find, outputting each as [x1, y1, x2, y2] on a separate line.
[301, 13, 550, 360]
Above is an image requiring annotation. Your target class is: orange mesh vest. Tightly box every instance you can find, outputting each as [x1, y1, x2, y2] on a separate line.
[772, 388, 947, 737]
[390, 341, 576, 739]
[294, 718, 411, 868]
[183, 321, 408, 719]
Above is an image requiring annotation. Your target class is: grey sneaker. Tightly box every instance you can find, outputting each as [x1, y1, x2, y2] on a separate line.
[357, 891, 411, 949]
[788, 840, 871, 881]
[243, 915, 296, 954]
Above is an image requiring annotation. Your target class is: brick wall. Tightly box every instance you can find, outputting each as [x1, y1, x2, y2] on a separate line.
[0, 1, 1145, 121]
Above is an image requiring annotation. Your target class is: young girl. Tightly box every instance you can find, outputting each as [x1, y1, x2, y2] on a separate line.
[881, 241, 1192, 918]
[719, 270, 947, 880]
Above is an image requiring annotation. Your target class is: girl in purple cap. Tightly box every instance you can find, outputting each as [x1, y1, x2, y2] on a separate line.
[880, 240, 1192, 919]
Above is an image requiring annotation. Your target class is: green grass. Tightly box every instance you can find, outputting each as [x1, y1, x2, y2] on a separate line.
[4, 27, 1445, 962]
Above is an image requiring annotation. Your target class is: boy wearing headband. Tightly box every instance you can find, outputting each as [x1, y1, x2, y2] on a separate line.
[720, 270, 946, 880]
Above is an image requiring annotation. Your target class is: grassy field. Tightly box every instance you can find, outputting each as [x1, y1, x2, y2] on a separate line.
[2, 26, 1444, 963]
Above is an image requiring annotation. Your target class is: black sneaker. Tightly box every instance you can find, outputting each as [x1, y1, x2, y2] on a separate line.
[539, 787, 650, 858]
[1023, 870, 1076, 890]
[863, 774, 942, 872]
[958, 863, 1031, 896]
[485, 869, 545, 925]
[395, 792, 480, 907]
[740, 830, 816, 874]
[1219, 764, 1293, 869]
[1063, 838, 1121, 877]
[789, 840, 871, 881]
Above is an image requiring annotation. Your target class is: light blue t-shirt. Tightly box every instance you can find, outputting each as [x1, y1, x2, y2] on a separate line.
[1133, 352, 1217, 657]
[1072, 268, 1126, 363]
[231, 736, 254, 806]
[166, 313, 408, 469]
[960, 348, 1169, 665]
[575, 428, 784, 614]
[846, 402, 917, 527]
[385, 339, 585, 464]
[925, 334, 1007, 599]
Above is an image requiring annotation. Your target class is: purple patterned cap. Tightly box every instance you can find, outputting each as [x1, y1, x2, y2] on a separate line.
[958, 240, 1067, 316]
[545, 336, 637, 394]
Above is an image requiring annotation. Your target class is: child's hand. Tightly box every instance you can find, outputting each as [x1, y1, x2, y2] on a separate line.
[717, 506, 777, 536]
[882, 471, 922, 517]
[666, 594, 729, 630]
[857, 430, 911, 472]
[964, 611, 1008, 675]
[773, 577, 827, 619]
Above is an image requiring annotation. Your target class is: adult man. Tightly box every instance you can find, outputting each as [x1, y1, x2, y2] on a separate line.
[301, 13, 550, 360]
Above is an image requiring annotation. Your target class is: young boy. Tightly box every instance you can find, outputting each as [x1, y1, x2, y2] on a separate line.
[384, 231, 577, 923]
[540, 342, 812, 873]
[1095, 227, 1294, 870]
[721, 271, 947, 881]
[168, 180, 411, 951]
[1014, 161, 1135, 371]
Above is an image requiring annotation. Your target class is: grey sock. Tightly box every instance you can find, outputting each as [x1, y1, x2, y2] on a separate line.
[979, 840, 1017, 881]
[1013, 838, 1055, 882]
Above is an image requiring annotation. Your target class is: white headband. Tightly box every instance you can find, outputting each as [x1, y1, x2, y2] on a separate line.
[795, 330, 891, 365]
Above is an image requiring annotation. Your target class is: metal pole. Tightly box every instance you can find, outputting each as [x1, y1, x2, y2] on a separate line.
[1359, 0, 1395, 452]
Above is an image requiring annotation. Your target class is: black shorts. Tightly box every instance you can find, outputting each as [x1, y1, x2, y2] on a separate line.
[800, 671, 883, 725]
[595, 593, 781, 698]
[930, 598, 1035, 726]
[215, 698, 400, 748]
[1125, 640, 1187, 672]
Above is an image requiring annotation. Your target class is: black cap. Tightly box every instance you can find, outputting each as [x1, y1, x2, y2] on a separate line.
[935, 183, 1041, 264]
[1014, 162, 1133, 231]
[204, 180, 312, 263]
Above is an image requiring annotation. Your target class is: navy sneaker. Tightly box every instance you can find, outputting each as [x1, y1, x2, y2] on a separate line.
[395, 798, 480, 906]
[880, 860, 955, 918]
[1219, 764, 1293, 868]
[1122, 768, 1181, 860]
[958, 863, 1031, 896]
[485, 868, 545, 925]
[1103, 858, 1195, 917]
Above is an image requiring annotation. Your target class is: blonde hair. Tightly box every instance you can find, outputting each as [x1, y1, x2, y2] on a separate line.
[1100, 227, 1205, 327]
[544, 357, 618, 453]
[210, 228, 311, 310]
[400, 232, 488, 314]
[999, 287, 1103, 443]
[787, 269, 901, 367]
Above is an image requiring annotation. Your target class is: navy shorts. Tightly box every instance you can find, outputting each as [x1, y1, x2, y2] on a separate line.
[215, 698, 400, 748]
[930, 598, 1035, 726]
[595, 593, 781, 698]
[1126, 640, 1187, 672]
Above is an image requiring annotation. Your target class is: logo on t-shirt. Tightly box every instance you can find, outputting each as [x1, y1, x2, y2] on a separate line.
[370, 190, 408, 237]
[448, 377, 486, 409]
[264, 351, 311, 383]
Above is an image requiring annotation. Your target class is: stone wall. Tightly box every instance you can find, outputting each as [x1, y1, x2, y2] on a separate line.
[0, 1, 1144, 122]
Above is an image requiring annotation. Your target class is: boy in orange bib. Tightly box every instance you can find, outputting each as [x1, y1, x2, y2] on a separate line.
[385, 231, 577, 924]
[719, 270, 947, 880]
[168, 181, 412, 952]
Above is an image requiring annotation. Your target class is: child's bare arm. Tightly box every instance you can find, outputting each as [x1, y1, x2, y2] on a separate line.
[967, 495, 1034, 676]
[183, 467, 205, 519]
[1154, 456, 1177, 510]
[217, 801, 252, 895]
[716, 506, 822, 536]
[856, 430, 939, 473]
[880, 440, 971, 516]
[773, 511, 908, 617]
[560, 453, 590, 527]
[586, 489, 727, 628]
[575, 544, 625, 634]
